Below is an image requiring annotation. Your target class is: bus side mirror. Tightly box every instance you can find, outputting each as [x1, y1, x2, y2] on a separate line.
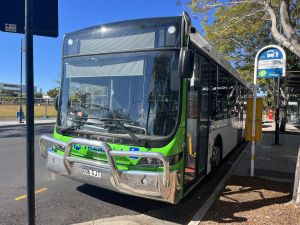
[55, 95, 59, 111]
[179, 49, 195, 79]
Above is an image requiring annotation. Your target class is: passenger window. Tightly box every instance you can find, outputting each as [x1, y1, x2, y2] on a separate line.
[187, 54, 200, 118]
[210, 63, 217, 120]
[228, 76, 236, 117]
[217, 68, 228, 119]
[200, 56, 210, 119]
[236, 83, 242, 117]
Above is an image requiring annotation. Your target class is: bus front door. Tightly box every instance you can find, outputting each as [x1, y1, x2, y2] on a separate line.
[185, 53, 210, 187]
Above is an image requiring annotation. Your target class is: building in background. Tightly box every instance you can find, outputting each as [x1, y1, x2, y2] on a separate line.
[0, 82, 37, 96]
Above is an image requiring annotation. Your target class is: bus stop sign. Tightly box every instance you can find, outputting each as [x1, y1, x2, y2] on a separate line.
[0, 0, 58, 37]
[257, 46, 286, 79]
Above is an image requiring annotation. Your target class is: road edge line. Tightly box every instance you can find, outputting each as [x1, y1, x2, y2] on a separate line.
[187, 142, 250, 225]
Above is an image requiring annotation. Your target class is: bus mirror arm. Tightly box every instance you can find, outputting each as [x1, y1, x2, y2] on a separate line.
[179, 48, 195, 79]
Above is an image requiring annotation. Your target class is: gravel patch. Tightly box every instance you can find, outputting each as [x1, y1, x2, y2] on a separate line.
[201, 175, 300, 225]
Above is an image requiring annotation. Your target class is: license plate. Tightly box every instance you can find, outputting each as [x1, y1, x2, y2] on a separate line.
[83, 167, 101, 178]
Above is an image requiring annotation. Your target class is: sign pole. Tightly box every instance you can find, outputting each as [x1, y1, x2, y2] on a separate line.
[275, 78, 280, 144]
[252, 44, 286, 177]
[25, 0, 35, 224]
[251, 56, 258, 177]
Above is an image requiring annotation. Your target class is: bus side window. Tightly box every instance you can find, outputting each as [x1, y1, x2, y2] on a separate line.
[217, 68, 228, 119]
[200, 56, 210, 119]
[187, 54, 200, 119]
[210, 63, 217, 120]
[228, 76, 237, 117]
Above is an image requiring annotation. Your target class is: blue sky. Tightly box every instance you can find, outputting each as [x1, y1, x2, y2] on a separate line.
[0, 0, 201, 93]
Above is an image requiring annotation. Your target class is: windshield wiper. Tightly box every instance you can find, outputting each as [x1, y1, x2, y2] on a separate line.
[82, 117, 149, 147]
[63, 115, 149, 147]
[60, 124, 81, 134]
[60, 117, 105, 134]
[123, 123, 146, 134]
[112, 120, 148, 147]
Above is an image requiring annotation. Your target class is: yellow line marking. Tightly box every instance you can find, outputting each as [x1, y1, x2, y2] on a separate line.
[15, 188, 48, 201]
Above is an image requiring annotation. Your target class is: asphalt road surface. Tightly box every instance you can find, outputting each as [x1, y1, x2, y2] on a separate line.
[0, 125, 247, 225]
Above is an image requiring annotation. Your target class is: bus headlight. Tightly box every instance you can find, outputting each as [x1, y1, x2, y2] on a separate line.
[137, 158, 163, 167]
[136, 152, 182, 167]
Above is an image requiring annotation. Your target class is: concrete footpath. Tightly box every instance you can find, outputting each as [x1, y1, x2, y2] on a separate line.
[0, 118, 56, 127]
[234, 132, 299, 182]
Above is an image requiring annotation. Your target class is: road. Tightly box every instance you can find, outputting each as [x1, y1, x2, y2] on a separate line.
[0, 125, 247, 225]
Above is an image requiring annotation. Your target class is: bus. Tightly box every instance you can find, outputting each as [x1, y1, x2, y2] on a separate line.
[40, 12, 250, 204]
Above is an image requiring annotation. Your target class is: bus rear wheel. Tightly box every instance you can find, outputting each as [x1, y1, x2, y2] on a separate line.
[211, 144, 222, 171]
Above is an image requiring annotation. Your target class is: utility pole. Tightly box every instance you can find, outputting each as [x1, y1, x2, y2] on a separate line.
[19, 38, 24, 123]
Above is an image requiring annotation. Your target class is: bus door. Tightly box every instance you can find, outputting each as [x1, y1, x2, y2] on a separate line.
[197, 55, 210, 175]
[185, 53, 210, 185]
[185, 53, 200, 184]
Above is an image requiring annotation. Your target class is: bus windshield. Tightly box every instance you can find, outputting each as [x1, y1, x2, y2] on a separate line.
[58, 50, 180, 137]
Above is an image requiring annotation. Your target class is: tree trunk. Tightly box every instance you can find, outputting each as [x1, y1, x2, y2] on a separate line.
[280, 96, 289, 131]
[280, 107, 288, 131]
[266, 2, 300, 58]
[280, 0, 300, 54]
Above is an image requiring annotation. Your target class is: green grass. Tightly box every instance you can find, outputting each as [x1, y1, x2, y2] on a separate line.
[0, 104, 57, 117]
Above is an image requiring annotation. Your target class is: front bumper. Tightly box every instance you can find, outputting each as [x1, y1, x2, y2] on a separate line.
[39, 135, 180, 203]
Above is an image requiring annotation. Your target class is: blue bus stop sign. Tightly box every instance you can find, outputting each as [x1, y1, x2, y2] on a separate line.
[257, 46, 286, 79]
[0, 0, 58, 37]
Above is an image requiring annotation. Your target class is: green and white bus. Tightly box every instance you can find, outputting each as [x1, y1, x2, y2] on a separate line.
[40, 12, 250, 204]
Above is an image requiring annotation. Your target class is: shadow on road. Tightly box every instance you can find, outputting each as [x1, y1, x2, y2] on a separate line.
[201, 175, 292, 224]
[0, 125, 54, 138]
[76, 174, 221, 224]
[76, 182, 197, 224]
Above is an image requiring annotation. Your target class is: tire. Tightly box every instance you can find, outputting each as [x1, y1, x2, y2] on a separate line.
[211, 144, 222, 171]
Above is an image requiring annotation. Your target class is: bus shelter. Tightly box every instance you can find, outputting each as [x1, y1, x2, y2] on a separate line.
[284, 71, 300, 126]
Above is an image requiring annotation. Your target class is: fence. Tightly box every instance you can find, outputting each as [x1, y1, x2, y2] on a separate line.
[0, 97, 55, 105]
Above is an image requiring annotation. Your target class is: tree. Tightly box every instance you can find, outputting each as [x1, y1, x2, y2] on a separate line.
[46, 74, 61, 98]
[47, 88, 59, 98]
[34, 88, 43, 98]
[1, 89, 18, 97]
[188, 0, 300, 57]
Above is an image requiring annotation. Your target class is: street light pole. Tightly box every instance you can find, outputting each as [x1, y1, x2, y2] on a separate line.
[20, 38, 24, 123]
